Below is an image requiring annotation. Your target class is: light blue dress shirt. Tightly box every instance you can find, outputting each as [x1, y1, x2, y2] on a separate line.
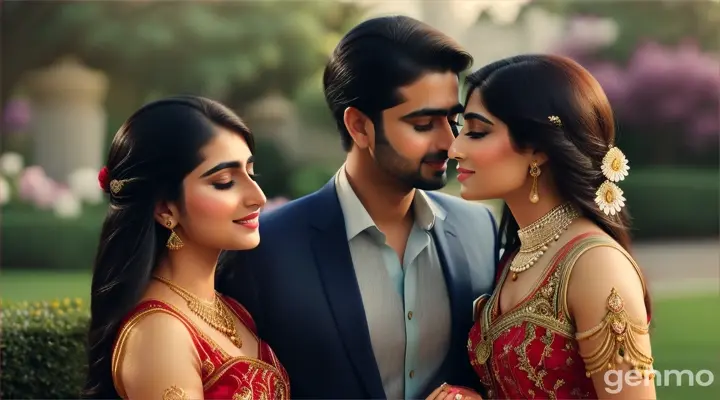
[335, 167, 451, 400]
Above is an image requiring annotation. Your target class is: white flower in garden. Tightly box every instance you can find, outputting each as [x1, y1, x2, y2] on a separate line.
[0, 175, 10, 206]
[68, 167, 103, 204]
[52, 188, 82, 219]
[0, 152, 24, 176]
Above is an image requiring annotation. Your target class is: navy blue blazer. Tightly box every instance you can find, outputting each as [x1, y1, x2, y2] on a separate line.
[217, 179, 498, 399]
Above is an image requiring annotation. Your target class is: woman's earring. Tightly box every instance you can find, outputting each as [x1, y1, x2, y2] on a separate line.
[529, 161, 541, 204]
[165, 219, 184, 250]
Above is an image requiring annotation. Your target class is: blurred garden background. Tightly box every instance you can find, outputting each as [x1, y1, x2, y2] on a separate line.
[0, 0, 718, 398]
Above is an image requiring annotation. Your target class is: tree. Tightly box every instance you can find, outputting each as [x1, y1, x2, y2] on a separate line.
[1, 1, 364, 113]
[535, 0, 719, 62]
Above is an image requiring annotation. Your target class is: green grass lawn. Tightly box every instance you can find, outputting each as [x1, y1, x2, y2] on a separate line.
[1, 269, 91, 302]
[1, 269, 718, 398]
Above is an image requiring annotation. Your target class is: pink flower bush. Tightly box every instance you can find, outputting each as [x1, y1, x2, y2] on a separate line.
[18, 166, 62, 209]
[559, 35, 719, 150]
[2, 98, 31, 132]
[2, 153, 97, 219]
[617, 40, 719, 142]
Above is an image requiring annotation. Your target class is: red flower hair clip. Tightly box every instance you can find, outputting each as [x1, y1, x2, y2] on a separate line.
[98, 166, 110, 193]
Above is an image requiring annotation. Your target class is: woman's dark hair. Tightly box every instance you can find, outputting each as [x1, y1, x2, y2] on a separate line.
[81, 95, 255, 399]
[465, 54, 651, 312]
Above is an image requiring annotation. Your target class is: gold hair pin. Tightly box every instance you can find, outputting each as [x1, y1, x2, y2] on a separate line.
[109, 178, 139, 195]
[98, 166, 139, 196]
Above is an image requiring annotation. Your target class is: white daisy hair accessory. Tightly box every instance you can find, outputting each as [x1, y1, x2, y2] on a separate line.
[601, 146, 630, 182]
[595, 145, 630, 216]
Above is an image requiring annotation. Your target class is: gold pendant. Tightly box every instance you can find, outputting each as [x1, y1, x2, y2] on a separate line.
[475, 339, 491, 365]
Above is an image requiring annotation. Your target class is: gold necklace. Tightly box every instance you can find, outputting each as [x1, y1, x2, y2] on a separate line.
[153, 275, 243, 348]
[510, 202, 580, 281]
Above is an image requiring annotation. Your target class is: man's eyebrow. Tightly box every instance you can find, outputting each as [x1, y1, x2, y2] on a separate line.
[401, 103, 464, 119]
[463, 112, 494, 125]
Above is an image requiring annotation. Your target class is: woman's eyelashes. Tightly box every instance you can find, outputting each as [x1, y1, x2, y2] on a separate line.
[465, 131, 489, 139]
[212, 181, 235, 190]
[212, 172, 260, 190]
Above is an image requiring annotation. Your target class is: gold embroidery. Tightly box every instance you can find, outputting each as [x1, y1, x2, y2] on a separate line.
[201, 359, 215, 377]
[473, 264, 574, 366]
[473, 234, 640, 398]
[576, 287, 654, 378]
[162, 385, 188, 400]
[514, 323, 565, 399]
[233, 387, 253, 400]
[473, 294, 490, 322]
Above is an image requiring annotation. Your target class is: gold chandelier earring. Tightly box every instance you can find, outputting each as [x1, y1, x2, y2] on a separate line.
[165, 219, 184, 250]
[529, 160, 541, 204]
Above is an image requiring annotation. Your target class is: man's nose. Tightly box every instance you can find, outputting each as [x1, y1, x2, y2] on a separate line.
[436, 120, 456, 150]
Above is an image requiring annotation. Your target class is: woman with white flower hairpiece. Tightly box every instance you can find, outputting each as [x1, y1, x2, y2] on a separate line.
[427, 54, 655, 400]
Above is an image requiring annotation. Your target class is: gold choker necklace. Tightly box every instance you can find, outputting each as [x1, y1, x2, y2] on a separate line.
[510, 202, 580, 281]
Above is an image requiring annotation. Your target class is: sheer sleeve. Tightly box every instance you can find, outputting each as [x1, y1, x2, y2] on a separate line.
[113, 310, 205, 399]
[567, 244, 655, 399]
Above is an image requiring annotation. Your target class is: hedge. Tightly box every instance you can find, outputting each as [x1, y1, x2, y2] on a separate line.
[622, 168, 719, 239]
[1, 203, 105, 270]
[0, 298, 89, 399]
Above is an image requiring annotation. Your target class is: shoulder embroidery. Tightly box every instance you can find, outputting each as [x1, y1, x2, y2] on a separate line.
[163, 385, 188, 400]
[575, 287, 654, 378]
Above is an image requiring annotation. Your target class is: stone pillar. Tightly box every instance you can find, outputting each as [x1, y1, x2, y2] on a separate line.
[245, 91, 300, 160]
[422, 0, 463, 42]
[461, 7, 566, 68]
[23, 56, 109, 183]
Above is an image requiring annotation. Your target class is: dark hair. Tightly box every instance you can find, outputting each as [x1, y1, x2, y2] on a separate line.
[466, 54, 650, 312]
[323, 15, 473, 151]
[81, 95, 254, 399]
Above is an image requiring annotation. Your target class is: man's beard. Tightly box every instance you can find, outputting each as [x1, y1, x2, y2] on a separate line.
[373, 124, 448, 191]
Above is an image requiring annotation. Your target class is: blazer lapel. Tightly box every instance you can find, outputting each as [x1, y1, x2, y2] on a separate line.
[432, 216, 472, 341]
[310, 179, 386, 398]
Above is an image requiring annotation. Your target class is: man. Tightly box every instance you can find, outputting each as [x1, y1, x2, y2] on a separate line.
[218, 15, 498, 399]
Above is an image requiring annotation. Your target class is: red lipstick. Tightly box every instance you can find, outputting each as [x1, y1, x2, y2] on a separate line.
[235, 211, 260, 229]
[456, 167, 475, 183]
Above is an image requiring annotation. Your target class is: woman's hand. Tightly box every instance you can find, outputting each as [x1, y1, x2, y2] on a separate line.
[426, 383, 483, 400]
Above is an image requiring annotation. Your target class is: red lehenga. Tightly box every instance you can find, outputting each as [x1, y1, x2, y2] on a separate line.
[112, 297, 290, 400]
[467, 233, 650, 399]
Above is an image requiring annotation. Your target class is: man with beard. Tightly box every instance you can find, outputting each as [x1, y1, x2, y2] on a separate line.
[217, 15, 498, 400]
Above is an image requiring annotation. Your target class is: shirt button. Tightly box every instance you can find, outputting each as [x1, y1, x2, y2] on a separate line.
[409, 370, 415, 379]
[407, 311, 413, 320]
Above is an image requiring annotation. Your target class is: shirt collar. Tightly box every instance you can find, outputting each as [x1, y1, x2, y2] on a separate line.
[334, 164, 446, 241]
